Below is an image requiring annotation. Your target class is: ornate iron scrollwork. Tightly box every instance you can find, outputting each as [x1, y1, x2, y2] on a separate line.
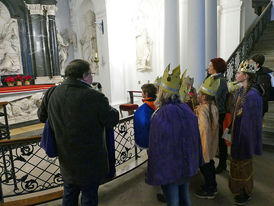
[0, 116, 143, 199]
[225, 2, 272, 81]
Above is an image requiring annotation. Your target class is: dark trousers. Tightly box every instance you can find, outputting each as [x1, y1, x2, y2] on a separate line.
[200, 160, 217, 192]
[218, 113, 227, 163]
[161, 179, 191, 206]
[62, 181, 100, 206]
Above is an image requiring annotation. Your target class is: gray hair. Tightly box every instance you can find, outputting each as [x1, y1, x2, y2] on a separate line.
[155, 88, 181, 108]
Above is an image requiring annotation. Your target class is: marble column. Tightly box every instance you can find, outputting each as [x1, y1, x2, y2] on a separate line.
[218, 0, 242, 60]
[164, 0, 180, 69]
[17, 18, 32, 75]
[206, 0, 217, 65]
[26, 3, 51, 77]
[45, 5, 59, 76]
[181, 0, 205, 89]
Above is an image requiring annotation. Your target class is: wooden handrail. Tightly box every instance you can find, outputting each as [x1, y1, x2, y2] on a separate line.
[0, 102, 8, 106]
[0, 135, 41, 146]
[0, 115, 135, 146]
[0, 190, 63, 206]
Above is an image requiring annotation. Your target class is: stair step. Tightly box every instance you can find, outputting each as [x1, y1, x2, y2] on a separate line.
[256, 39, 274, 44]
[250, 48, 274, 53]
[262, 137, 274, 147]
[264, 56, 274, 60]
[264, 60, 274, 65]
[254, 46, 274, 50]
[263, 127, 274, 133]
[263, 31, 274, 35]
[259, 35, 274, 41]
[266, 25, 274, 29]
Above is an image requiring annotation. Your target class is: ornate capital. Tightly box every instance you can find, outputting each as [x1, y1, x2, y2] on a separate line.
[26, 4, 44, 15]
[43, 5, 57, 16]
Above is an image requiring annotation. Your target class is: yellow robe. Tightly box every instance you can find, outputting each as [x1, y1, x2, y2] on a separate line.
[195, 103, 219, 163]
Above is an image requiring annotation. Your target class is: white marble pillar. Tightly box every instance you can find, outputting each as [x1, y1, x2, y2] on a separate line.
[164, 0, 180, 70]
[180, 0, 205, 89]
[218, 0, 242, 60]
[206, 0, 217, 65]
[180, 0, 188, 74]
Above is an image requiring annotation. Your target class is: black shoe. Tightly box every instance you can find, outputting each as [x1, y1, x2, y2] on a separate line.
[234, 194, 251, 205]
[215, 164, 227, 174]
[200, 185, 218, 195]
[195, 189, 216, 199]
[156, 193, 166, 203]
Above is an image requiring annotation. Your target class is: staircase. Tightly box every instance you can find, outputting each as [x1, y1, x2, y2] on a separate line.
[250, 20, 274, 147]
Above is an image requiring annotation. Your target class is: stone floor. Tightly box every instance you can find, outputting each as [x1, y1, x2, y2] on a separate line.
[38, 148, 274, 206]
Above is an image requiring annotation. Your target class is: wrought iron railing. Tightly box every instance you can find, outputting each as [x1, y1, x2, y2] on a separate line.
[225, 1, 272, 81]
[0, 115, 145, 202]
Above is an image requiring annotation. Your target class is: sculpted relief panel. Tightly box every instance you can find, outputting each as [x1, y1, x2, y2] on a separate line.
[0, 2, 23, 75]
[0, 93, 43, 125]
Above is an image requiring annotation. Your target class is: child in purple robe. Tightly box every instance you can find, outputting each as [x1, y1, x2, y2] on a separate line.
[229, 60, 263, 205]
[147, 65, 203, 206]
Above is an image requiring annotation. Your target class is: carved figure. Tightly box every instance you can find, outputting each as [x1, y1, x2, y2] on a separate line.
[136, 29, 152, 71]
[80, 10, 98, 72]
[0, 3, 22, 75]
[56, 29, 69, 74]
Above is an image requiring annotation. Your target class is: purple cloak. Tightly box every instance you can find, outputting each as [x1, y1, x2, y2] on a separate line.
[231, 88, 263, 160]
[147, 101, 204, 186]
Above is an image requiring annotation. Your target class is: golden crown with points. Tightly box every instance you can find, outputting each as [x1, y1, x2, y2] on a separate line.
[227, 81, 241, 93]
[160, 64, 181, 94]
[238, 60, 256, 74]
[179, 70, 191, 101]
[199, 76, 220, 96]
[154, 76, 162, 86]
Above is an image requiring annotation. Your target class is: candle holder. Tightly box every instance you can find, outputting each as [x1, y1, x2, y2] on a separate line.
[92, 53, 99, 64]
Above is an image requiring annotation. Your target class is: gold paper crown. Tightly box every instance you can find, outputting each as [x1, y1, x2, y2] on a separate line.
[154, 76, 162, 86]
[160, 64, 181, 94]
[227, 81, 241, 93]
[179, 70, 191, 101]
[238, 60, 256, 74]
[199, 76, 220, 96]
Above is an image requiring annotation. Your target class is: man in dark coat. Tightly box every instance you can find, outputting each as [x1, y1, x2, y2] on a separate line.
[251, 54, 272, 116]
[38, 59, 119, 206]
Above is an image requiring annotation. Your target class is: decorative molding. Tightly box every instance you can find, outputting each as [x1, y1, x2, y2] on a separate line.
[219, 1, 243, 14]
[26, 4, 44, 15]
[43, 5, 57, 16]
[219, 0, 243, 12]
[26, 3, 57, 16]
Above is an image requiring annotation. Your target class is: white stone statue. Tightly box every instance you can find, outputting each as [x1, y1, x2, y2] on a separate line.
[0, 2, 23, 75]
[56, 28, 69, 75]
[62, 28, 77, 49]
[136, 29, 152, 71]
[80, 10, 99, 73]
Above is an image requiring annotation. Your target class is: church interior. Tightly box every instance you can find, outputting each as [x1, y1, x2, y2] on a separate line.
[0, 0, 274, 205]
